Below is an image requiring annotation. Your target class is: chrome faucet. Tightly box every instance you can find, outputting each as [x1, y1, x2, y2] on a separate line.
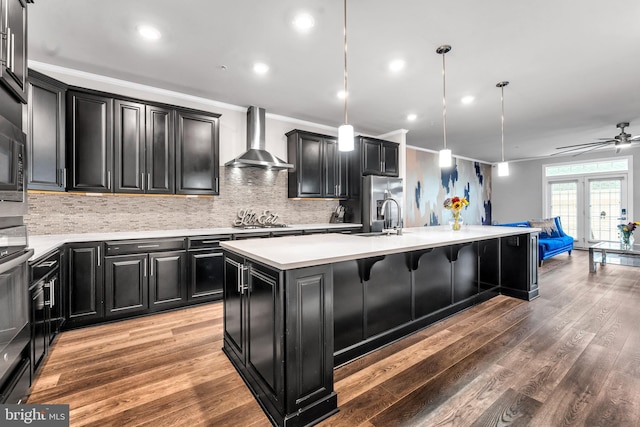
[380, 193, 403, 235]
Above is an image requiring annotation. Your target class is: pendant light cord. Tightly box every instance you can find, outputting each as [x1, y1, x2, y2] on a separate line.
[343, 0, 349, 125]
[441, 51, 447, 150]
[500, 85, 505, 162]
[436, 45, 451, 151]
[496, 81, 509, 163]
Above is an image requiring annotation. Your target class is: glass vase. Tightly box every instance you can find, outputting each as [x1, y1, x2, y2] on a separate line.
[620, 232, 634, 249]
[450, 212, 463, 231]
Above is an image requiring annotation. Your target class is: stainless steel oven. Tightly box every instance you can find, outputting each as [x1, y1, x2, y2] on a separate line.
[0, 224, 32, 401]
[0, 114, 27, 217]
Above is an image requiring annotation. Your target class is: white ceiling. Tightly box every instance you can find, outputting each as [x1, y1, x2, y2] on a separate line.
[27, 0, 640, 163]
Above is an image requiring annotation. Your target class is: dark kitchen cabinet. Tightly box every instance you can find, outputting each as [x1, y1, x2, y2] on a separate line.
[223, 252, 336, 427]
[500, 232, 539, 301]
[66, 90, 113, 192]
[29, 249, 63, 374]
[66, 242, 104, 327]
[286, 129, 349, 199]
[175, 109, 220, 195]
[104, 238, 187, 315]
[0, 0, 29, 103]
[149, 250, 187, 311]
[113, 100, 174, 194]
[187, 235, 230, 303]
[104, 253, 148, 317]
[27, 70, 66, 191]
[361, 136, 399, 177]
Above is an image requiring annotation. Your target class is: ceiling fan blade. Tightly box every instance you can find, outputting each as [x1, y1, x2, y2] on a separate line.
[552, 143, 609, 156]
[629, 135, 640, 141]
[572, 143, 608, 157]
[555, 141, 611, 150]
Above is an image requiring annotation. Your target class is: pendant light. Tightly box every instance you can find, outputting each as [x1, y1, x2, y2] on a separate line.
[338, 0, 354, 152]
[496, 81, 510, 176]
[436, 45, 452, 168]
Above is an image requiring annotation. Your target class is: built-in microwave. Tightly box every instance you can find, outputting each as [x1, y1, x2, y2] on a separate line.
[0, 114, 26, 217]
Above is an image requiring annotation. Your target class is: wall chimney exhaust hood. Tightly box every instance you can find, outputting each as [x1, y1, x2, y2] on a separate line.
[225, 106, 294, 170]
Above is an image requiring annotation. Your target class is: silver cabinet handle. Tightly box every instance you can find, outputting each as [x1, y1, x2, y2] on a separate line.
[143, 258, 147, 278]
[147, 173, 151, 190]
[107, 171, 111, 190]
[150, 257, 154, 277]
[39, 260, 58, 268]
[137, 244, 159, 249]
[6, 27, 11, 70]
[49, 277, 56, 308]
[97, 245, 101, 266]
[141, 173, 144, 191]
[10, 32, 14, 72]
[63, 168, 67, 188]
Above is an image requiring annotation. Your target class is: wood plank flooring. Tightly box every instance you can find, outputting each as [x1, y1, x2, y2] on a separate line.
[28, 250, 640, 426]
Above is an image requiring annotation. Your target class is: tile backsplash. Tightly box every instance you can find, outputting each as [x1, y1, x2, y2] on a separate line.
[25, 168, 339, 235]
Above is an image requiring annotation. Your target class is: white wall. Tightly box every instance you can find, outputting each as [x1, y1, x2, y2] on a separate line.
[492, 147, 640, 223]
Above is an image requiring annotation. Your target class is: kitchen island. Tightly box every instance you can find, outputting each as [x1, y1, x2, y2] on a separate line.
[220, 225, 539, 427]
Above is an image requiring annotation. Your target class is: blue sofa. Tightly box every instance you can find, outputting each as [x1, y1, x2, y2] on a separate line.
[497, 216, 574, 266]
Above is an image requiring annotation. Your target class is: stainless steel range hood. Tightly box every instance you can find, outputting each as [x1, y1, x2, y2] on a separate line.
[225, 106, 293, 170]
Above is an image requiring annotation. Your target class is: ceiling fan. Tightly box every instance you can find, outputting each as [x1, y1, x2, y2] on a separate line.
[555, 122, 640, 156]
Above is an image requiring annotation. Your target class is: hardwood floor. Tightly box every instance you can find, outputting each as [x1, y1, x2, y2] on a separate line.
[28, 250, 640, 426]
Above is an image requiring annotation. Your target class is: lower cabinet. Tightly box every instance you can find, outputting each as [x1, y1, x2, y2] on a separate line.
[223, 252, 336, 427]
[66, 242, 104, 328]
[104, 239, 187, 319]
[187, 235, 230, 303]
[500, 232, 539, 300]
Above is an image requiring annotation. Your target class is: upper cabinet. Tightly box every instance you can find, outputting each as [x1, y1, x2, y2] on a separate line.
[175, 109, 220, 195]
[27, 70, 66, 191]
[63, 87, 219, 195]
[286, 129, 349, 199]
[360, 136, 399, 177]
[113, 100, 175, 194]
[0, 0, 29, 103]
[66, 90, 113, 192]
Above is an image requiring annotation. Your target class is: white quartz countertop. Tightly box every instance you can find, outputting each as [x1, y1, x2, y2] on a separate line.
[220, 225, 539, 270]
[27, 223, 361, 261]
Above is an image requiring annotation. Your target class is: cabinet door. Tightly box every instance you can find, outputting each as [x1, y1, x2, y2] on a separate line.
[223, 254, 245, 361]
[104, 254, 148, 317]
[114, 100, 145, 193]
[67, 91, 113, 192]
[0, 0, 27, 103]
[149, 250, 186, 311]
[27, 73, 66, 190]
[337, 149, 349, 198]
[247, 263, 284, 411]
[67, 243, 104, 323]
[175, 109, 219, 195]
[188, 249, 223, 301]
[324, 138, 338, 197]
[30, 282, 48, 372]
[381, 142, 399, 177]
[146, 105, 174, 194]
[362, 138, 382, 175]
[296, 133, 323, 197]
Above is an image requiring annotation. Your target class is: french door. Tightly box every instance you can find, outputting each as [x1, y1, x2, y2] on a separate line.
[547, 174, 628, 248]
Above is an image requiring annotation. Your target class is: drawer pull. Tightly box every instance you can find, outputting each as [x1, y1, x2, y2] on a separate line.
[137, 244, 160, 249]
[39, 260, 58, 268]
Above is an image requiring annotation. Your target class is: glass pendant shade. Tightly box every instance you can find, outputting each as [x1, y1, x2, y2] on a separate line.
[338, 124, 354, 152]
[497, 161, 510, 176]
[439, 149, 452, 168]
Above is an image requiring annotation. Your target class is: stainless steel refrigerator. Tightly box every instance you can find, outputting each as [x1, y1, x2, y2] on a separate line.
[360, 176, 404, 232]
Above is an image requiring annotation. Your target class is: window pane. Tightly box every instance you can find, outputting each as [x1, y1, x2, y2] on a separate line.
[589, 179, 621, 241]
[550, 182, 577, 238]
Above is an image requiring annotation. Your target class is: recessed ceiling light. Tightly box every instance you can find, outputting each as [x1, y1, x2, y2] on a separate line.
[461, 95, 475, 105]
[407, 113, 417, 121]
[337, 90, 348, 99]
[389, 59, 405, 72]
[137, 25, 161, 41]
[293, 13, 315, 32]
[253, 62, 269, 75]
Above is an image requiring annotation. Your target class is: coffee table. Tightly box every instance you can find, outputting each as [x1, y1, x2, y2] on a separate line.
[589, 241, 640, 273]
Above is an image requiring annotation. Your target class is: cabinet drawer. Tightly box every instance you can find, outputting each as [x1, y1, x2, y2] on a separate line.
[105, 238, 186, 255]
[30, 250, 60, 283]
[188, 235, 231, 249]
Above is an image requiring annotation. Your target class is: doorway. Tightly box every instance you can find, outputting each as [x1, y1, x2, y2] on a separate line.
[544, 157, 632, 249]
